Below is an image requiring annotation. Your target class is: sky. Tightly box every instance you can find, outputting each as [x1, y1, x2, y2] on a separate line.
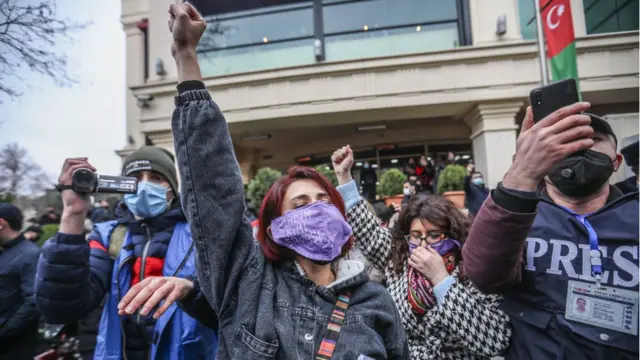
[1, 0, 126, 185]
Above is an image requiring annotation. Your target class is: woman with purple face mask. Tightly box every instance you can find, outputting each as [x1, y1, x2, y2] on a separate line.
[116, 4, 409, 359]
[332, 145, 511, 360]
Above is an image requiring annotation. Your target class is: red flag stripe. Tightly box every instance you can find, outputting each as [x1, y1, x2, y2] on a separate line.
[541, 0, 576, 58]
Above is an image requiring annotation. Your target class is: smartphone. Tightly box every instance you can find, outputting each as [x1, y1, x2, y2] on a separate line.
[529, 78, 580, 122]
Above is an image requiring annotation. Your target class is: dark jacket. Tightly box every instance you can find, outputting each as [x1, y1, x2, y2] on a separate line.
[615, 176, 637, 195]
[39, 212, 60, 225]
[35, 204, 215, 360]
[90, 206, 115, 224]
[360, 167, 377, 185]
[463, 184, 639, 359]
[171, 84, 409, 359]
[464, 176, 489, 216]
[0, 234, 41, 358]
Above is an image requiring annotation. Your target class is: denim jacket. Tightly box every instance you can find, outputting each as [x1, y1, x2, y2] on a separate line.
[171, 83, 409, 360]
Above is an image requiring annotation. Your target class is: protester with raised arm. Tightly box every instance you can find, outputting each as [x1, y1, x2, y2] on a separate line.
[117, 2, 409, 359]
[463, 106, 639, 359]
[331, 145, 510, 359]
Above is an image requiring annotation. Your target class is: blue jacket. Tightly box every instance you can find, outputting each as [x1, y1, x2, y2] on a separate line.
[36, 216, 217, 360]
[0, 234, 40, 357]
[501, 190, 639, 359]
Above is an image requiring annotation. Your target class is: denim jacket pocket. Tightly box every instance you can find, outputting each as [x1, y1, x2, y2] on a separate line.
[236, 325, 279, 359]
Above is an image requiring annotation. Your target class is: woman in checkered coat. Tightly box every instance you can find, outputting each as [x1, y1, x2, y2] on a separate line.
[332, 146, 511, 360]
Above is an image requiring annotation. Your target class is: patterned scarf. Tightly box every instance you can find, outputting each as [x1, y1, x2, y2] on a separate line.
[407, 251, 457, 315]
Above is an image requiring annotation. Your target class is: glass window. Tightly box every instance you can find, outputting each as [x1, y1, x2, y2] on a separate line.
[203, 5, 314, 49]
[585, 0, 639, 34]
[195, 0, 469, 76]
[196, 2, 315, 76]
[192, 0, 310, 16]
[518, 0, 537, 40]
[198, 38, 315, 76]
[325, 23, 460, 62]
[322, 0, 458, 34]
[322, 0, 461, 62]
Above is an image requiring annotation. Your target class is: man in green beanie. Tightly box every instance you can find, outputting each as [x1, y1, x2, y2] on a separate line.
[34, 146, 218, 360]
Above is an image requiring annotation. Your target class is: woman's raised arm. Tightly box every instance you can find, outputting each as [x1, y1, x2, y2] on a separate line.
[169, 2, 255, 315]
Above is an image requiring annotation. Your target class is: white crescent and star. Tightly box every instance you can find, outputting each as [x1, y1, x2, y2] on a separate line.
[546, 4, 565, 30]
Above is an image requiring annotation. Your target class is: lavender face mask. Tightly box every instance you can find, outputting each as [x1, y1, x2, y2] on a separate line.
[408, 238, 461, 256]
[270, 202, 352, 262]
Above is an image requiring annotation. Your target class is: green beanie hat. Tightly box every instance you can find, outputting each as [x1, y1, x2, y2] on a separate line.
[122, 146, 178, 194]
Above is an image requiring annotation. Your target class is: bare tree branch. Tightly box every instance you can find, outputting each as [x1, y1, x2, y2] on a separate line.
[0, 142, 51, 198]
[0, 0, 89, 103]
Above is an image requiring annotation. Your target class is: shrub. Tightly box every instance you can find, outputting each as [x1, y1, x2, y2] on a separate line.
[247, 167, 282, 210]
[315, 165, 338, 187]
[377, 169, 406, 197]
[437, 164, 467, 194]
[38, 224, 59, 247]
[0, 192, 15, 203]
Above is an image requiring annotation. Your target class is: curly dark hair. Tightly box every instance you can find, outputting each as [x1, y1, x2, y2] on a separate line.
[391, 194, 472, 274]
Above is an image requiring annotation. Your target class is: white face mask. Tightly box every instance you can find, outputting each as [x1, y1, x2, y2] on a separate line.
[403, 188, 412, 196]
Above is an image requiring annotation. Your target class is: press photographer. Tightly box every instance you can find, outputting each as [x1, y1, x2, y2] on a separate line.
[463, 103, 639, 359]
[35, 146, 218, 360]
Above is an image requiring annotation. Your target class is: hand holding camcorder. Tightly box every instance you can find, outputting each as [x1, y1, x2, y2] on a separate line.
[64, 168, 137, 194]
[56, 158, 137, 218]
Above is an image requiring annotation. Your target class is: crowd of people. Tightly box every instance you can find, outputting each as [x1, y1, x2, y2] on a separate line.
[0, 3, 638, 360]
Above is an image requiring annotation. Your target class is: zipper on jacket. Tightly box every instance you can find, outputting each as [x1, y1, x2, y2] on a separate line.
[117, 256, 134, 360]
[137, 225, 152, 324]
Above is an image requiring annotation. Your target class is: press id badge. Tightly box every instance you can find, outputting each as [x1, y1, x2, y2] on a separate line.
[565, 280, 638, 335]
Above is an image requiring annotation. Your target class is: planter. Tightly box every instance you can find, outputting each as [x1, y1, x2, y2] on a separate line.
[443, 191, 466, 209]
[384, 194, 404, 207]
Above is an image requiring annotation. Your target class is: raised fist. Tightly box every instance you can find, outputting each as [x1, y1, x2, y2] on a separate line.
[332, 145, 355, 185]
[168, 1, 206, 57]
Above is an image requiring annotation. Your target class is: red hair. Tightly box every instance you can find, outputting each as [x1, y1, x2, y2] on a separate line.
[256, 166, 354, 263]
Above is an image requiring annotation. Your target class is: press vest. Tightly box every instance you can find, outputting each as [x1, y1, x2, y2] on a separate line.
[502, 192, 639, 358]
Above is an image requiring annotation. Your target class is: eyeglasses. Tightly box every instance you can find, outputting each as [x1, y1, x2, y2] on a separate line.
[404, 231, 447, 245]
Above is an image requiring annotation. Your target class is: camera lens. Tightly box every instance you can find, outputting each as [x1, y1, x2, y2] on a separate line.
[72, 168, 96, 192]
[534, 91, 542, 106]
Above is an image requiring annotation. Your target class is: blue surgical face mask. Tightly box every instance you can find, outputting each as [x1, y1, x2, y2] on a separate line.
[124, 181, 170, 218]
[472, 178, 485, 186]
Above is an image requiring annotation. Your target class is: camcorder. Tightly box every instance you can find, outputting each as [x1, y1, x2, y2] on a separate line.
[62, 168, 138, 194]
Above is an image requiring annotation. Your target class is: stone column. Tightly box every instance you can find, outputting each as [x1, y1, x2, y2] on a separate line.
[570, 0, 587, 37]
[464, 101, 524, 190]
[122, 18, 146, 149]
[233, 144, 258, 185]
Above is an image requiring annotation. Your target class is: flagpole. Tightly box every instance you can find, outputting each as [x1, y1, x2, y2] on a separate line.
[534, 0, 550, 85]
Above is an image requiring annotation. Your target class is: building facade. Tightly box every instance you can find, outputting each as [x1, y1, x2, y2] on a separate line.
[119, 0, 639, 188]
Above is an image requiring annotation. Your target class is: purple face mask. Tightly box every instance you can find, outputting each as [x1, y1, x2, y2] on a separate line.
[270, 202, 352, 262]
[408, 238, 461, 256]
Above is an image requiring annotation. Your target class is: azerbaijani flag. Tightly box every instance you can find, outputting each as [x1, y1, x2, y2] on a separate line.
[541, 0, 579, 83]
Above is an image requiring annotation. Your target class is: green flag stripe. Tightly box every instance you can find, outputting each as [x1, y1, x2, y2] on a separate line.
[550, 42, 581, 98]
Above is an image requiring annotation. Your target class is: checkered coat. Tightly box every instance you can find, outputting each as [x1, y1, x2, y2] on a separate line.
[347, 199, 511, 360]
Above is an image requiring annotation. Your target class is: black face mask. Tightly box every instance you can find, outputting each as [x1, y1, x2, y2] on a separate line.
[547, 149, 614, 198]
